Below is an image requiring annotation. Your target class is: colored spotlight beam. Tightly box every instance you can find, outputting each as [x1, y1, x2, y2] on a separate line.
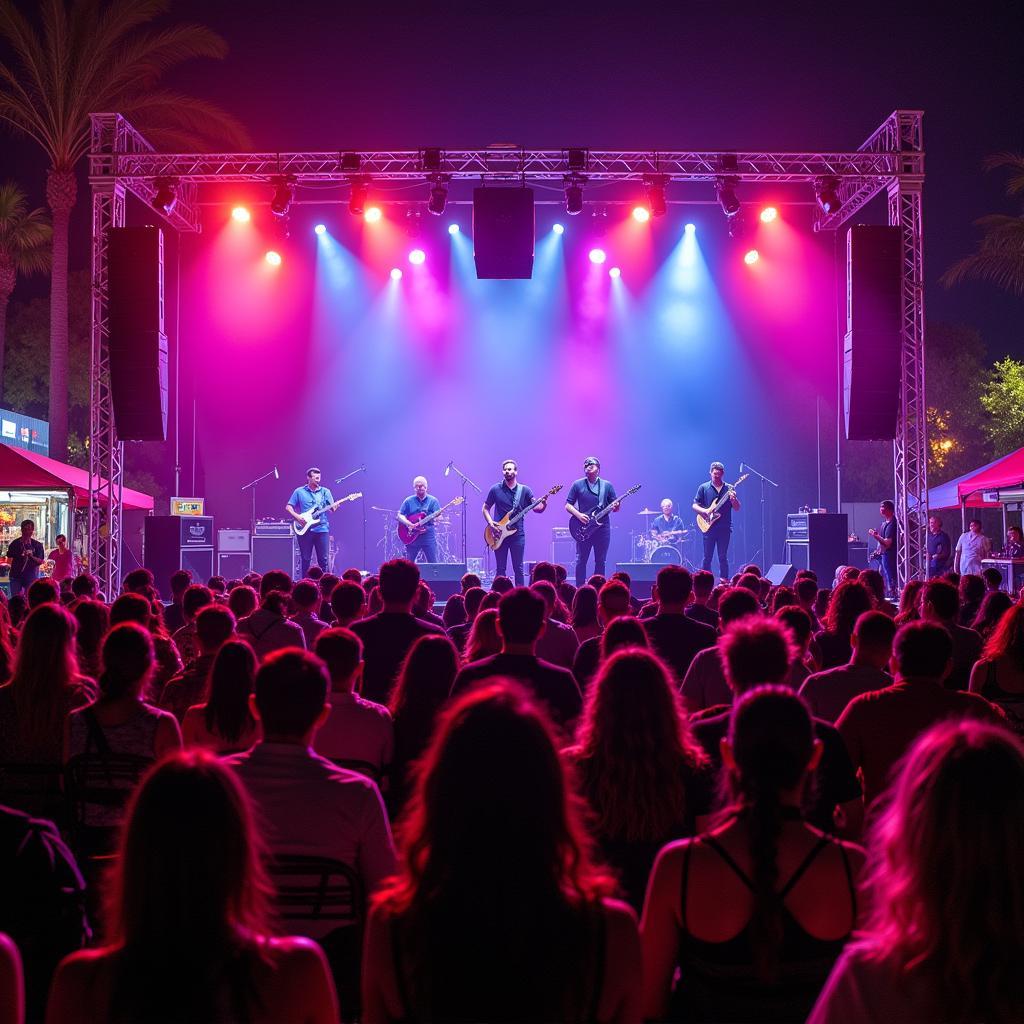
[744, 249, 760, 265]
[552, 223, 565, 235]
[759, 206, 778, 223]
[231, 206, 251, 223]
[265, 250, 282, 266]
[632, 206, 651, 223]
[364, 206, 382, 223]
[409, 248, 426, 265]
[314, 223, 327, 235]
[588, 248, 607, 265]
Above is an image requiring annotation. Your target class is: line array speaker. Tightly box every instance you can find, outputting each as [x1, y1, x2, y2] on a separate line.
[473, 188, 535, 279]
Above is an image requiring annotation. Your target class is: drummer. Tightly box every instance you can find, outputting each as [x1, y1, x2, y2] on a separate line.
[650, 499, 686, 545]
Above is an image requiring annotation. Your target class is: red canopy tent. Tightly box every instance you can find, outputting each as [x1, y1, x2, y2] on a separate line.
[0, 443, 153, 510]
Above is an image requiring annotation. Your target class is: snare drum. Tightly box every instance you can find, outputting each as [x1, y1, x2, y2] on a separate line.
[650, 545, 682, 565]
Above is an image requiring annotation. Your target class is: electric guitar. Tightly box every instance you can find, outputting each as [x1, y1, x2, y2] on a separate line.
[695, 474, 749, 534]
[651, 527, 689, 543]
[568, 484, 642, 543]
[484, 484, 563, 552]
[397, 496, 465, 545]
[292, 492, 363, 536]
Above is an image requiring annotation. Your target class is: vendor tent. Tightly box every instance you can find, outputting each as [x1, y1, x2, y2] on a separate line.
[928, 447, 1024, 511]
[0, 444, 154, 510]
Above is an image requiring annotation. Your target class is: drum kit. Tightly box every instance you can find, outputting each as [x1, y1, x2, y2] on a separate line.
[370, 506, 459, 563]
[632, 509, 697, 568]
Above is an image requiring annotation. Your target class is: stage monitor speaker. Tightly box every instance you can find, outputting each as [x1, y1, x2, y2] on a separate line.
[108, 227, 168, 442]
[218, 551, 252, 579]
[614, 562, 661, 599]
[416, 562, 467, 601]
[765, 563, 797, 587]
[252, 535, 296, 576]
[844, 225, 902, 441]
[473, 187, 535, 279]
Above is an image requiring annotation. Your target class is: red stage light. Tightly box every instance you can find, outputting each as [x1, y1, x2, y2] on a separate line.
[265, 250, 282, 266]
[632, 206, 651, 223]
[231, 206, 251, 223]
[759, 206, 778, 223]
[743, 249, 760, 265]
[364, 206, 382, 223]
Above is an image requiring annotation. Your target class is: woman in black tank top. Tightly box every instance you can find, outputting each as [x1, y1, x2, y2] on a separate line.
[641, 686, 864, 1023]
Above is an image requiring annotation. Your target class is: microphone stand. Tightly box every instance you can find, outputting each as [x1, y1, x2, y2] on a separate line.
[241, 467, 279, 541]
[335, 465, 367, 571]
[446, 462, 481, 564]
[740, 461, 778, 568]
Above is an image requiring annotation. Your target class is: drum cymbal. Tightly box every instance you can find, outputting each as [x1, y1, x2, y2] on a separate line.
[637, 508, 660, 516]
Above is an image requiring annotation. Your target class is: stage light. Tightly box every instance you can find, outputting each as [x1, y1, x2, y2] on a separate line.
[744, 249, 760, 265]
[632, 206, 651, 223]
[270, 177, 295, 218]
[152, 179, 177, 216]
[314, 223, 327, 236]
[231, 206, 251, 223]
[684, 222, 696, 233]
[760, 206, 778, 224]
[364, 206, 382, 223]
[716, 178, 741, 219]
[427, 175, 449, 216]
[815, 177, 842, 215]
[409, 248, 426, 265]
[349, 179, 368, 216]
[448, 223, 460, 235]
[644, 174, 668, 218]
[390, 267, 403, 280]
[265, 250, 282, 266]
[609, 266, 621, 278]
[552, 223, 565, 235]
[564, 175, 585, 216]
[589, 248, 606, 265]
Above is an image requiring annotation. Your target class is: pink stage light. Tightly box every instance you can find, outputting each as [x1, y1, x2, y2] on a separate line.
[364, 206, 383, 223]
[632, 206, 651, 223]
[609, 267, 621, 279]
[265, 250, 282, 266]
[409, 249, 426, 265]
[744, 249, 760, 265]
[231, 206, 251, 223]
[390, 268, 403, 280]
[588, 248, 607, 265]
[759, 206, 779, 224]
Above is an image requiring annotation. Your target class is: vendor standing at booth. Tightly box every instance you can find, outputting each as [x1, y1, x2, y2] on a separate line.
[7, 519, 44, 596]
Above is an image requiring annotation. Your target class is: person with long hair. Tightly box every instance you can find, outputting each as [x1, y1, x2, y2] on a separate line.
[809, 721, 1024, 1022]
[814, 581, 874, 669]
[387, 634, 459, 819]
[72, 599, 109, 681]
[363, 682, 641, 1023]
[464, 607, 501, 663]
[109, 593, 182, 698]
[182, 639, 260, 753]
[970, 588, 1013, 644]
[968, 601, 1024, 735]
[45, 750, 338, 1023]
[0, 605, 95, 814]
[642, 687, 864, 1022]
[566, 648, 712, 911]
[571, 584, 601, 643]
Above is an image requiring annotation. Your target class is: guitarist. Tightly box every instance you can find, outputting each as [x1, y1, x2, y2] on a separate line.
[693, 461, 741, 581]
[286, 467, 335, 578]
[482, 459, 548, 586]
[565, 457, 620, 586]
[397, 476, 442, 563]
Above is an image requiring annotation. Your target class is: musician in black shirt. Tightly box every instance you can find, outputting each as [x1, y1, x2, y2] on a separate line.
[565, 457, 619, 587]
[6, 519, 44, 597]
[482, 460, 548, 587]
[693, 461, 740, 581]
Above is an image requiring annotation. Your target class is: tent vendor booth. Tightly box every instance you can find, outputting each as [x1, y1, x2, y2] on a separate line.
[0, 444, 153, 593]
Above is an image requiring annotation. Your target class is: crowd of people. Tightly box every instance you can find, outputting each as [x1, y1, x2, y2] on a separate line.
[0, 554, 1021, 1022]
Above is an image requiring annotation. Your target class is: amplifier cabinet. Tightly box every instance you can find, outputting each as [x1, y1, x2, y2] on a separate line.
[218, 551, 252, 579]
[783, 512, 848, 584]
[252, 535, 298, 577]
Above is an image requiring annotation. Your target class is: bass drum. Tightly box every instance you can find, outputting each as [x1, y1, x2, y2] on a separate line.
[650, 544, 682, 565]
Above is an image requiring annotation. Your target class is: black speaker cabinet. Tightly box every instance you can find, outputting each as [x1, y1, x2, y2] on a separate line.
[144, 516, 214, 597]
[218, 551, 252, 580]
[108, 226, 168, 442]
[784, 513, 848, 585]
[252, 535, 297, 576]
[473, 188, 535, 279]
[416, 562, 468, 601]
[613, 562, 661, 599]
[844, 225, 902, 441]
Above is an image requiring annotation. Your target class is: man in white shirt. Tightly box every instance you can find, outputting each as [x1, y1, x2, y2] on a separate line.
[954, 518, 991, 576]
[313, 628, 394, 779]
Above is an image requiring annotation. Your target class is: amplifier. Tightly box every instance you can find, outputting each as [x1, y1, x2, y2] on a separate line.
[144, 515, 214, 597]
[218, 551, 252, 579]
[551, 526, 575, 564]
[252, 534, 297, 576]
[254, 520, 294, 538]
[218, 528, 250, 553]
[416, 562, 467, 601]
[783, 512, 848, 583]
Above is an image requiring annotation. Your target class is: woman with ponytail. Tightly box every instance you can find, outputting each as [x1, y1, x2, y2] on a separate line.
[641, 687, 864, 1022]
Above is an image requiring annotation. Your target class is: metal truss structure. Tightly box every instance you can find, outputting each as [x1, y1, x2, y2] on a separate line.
[89, 110, 925, 592]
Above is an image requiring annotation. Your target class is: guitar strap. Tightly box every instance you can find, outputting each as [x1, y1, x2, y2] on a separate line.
[509, 484, 522, 518]
[597, 478, 607, 510]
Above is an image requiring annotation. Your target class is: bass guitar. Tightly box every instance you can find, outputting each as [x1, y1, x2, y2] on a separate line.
[484, 484, 563, 552]
[397, 496, 465, 545]
[695, 473, 749, 534]
[292, 492, 363, 537]
[568, 484, 642, 544]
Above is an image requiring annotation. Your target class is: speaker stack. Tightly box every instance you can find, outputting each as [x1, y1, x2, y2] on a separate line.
[144, 516, 214, 598]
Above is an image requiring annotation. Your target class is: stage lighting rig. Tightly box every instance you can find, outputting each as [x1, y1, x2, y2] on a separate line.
[815, 176, 842, 215]
[151, 178, 177, 215]
[715, 177, 741, 219]
[427, 175, 450, 216]
[644, 174, 668, 218]
[270, 176, 295, 217]
[348, 178, 369, 216]
[564, 175, 586, 215]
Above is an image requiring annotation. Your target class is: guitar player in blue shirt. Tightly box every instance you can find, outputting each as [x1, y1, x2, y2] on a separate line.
[397, 476, 442, 563]
[693, 461, 741, 582]
[565, 457, 619, 586]
[286, 467, 335, 577]
[482, 459, 548, 586]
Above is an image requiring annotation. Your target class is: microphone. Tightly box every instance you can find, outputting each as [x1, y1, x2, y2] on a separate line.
[274, 466, 279, 480]
[739, 462, 744, 473]
[444, 460, 452, 477]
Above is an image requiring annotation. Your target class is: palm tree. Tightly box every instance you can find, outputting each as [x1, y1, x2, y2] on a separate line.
[0, 0, 249, 458]
[0, 182, 50, 406]
[942, 153, 1024, 298]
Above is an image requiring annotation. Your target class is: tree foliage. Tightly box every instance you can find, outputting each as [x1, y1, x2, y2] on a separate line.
[981, 357, 1024, 457]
